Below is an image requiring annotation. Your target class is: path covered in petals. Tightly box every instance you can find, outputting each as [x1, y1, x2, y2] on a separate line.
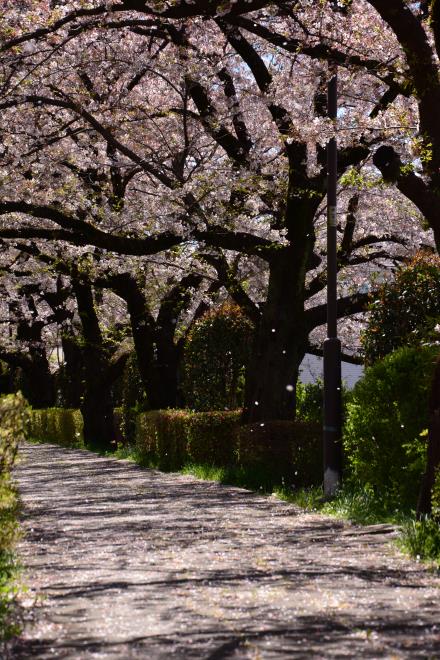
[9, 443, 440, 658]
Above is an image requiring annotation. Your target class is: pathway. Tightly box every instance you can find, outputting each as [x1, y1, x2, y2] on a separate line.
[8, 443, 440, 658]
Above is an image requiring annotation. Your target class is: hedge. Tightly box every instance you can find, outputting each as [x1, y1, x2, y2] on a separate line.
[133, 410, 322, 489]
[28, 406, 323, 489]
[182, 304, 254, 411]
[29, 408, 84, 448]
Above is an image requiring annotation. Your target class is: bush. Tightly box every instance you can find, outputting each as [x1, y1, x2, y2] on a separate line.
[362, 252, 440, 365]
[0, 475, 20, 642]
[182, 304, 254, 411]
[29, 408, 84, 448]
[432, 469, 440, 520]
[0, 393, 27, 641]
[0, 393, 28, 476]
[296, 380, 352, 424]
[343, 345, 439, 509]
[296, 381, 323, 424]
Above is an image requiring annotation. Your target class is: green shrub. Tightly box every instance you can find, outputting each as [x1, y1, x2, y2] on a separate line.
[296, 380, 353, 424]
[0, 394, 27, 641]
[0, 393, 28, 476]
[29, 408, 84, 448]
[432, 469, 440, 519]
[186, 412, 239, 466]
[362, 252, 440, 365]
[182, 304, 254, 411]
[343, 345, 439, 509]
[296, 381, 323, 424]
[0, 475, 20, 642]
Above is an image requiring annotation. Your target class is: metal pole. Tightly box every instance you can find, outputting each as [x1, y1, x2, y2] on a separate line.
[323, 66, 342, 497]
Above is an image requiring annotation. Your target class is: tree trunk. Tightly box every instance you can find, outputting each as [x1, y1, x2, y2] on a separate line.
[151, 274, 203, 409]
[151, 339, 180, 409]
[80, 379, 115, 452]
[73, 279, 114, 451]
[58, 333, 83, 408]
[417, 354, 440, 517]
[21, 352, 55, 408]
[242, 250, 308, 422]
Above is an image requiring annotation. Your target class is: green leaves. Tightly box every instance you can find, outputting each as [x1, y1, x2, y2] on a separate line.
[182, 304, 254, 411]
[362, 252, 440, 364]
[343, 345, 439, 509]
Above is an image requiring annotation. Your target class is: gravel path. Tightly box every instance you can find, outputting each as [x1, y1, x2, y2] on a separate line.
[8, 442, 440, 658]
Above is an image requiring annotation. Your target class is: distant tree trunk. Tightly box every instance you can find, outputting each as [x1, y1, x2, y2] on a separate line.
[72, 279, 114, 452]
[23, 354, 55, 408]
[113, 273, 202, 410]
[417, 354, 440, 517]
[58, 333, 84, 408]
[151, 274, 203, 409]
[11, 297, 55, 407]
[151, 338, 180, 410]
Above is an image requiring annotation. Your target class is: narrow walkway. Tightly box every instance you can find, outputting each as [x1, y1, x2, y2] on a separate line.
[9, 443, 440, 658]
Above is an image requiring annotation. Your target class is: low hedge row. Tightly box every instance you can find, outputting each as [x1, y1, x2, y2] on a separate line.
[133, 410, 322, 489]
[28, 406, 323, 489]
[29, 408, 84, 448]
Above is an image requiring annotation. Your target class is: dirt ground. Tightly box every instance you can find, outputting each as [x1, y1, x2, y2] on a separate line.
[6, 442, 440, 658]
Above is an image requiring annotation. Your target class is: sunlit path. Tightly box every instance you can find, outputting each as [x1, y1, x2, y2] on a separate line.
[10, 443, 440, 658]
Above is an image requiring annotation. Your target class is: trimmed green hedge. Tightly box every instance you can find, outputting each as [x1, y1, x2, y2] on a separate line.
[28, 406, 322, 489]
[134, 410, 240, 470]
[236, 421, 322, 490]
[29, 408, 84, 448]
[133, 410, 322, 489]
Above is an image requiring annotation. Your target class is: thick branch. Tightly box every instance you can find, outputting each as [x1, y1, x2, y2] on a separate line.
[305, 291, 370, 330]
[194, 226, 278, 261]
[373, 145, 440, 250]
[201, 253, 261, 324]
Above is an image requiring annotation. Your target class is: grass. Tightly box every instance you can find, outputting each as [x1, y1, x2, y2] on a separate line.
[111, 444, 286, 493]
[0, 474, 21, 642]
[110, 443, 411, 524]
[276, 483, 410, 525]
[397, 516, 440, 566]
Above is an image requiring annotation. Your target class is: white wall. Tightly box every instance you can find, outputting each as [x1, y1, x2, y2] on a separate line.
[299, 354, 363, 389]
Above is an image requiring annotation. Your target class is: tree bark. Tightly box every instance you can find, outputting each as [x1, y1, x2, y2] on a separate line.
[72, 279, 114, 451]
[242, 249, 308, 422]
[57, 333, 84, 408]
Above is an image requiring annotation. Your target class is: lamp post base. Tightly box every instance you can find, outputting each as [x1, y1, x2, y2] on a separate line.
[323, 336, 342, 497]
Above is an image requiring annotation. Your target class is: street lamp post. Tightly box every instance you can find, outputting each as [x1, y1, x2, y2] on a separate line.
[323, 66, 342, 497]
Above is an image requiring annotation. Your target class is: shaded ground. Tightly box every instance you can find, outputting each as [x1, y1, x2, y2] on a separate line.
[7, 442, 440, 658]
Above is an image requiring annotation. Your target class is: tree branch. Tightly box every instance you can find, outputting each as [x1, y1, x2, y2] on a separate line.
[305, 291, 370, 330]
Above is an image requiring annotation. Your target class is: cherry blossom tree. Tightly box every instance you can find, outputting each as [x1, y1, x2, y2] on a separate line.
[0, 0, 434, 423]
